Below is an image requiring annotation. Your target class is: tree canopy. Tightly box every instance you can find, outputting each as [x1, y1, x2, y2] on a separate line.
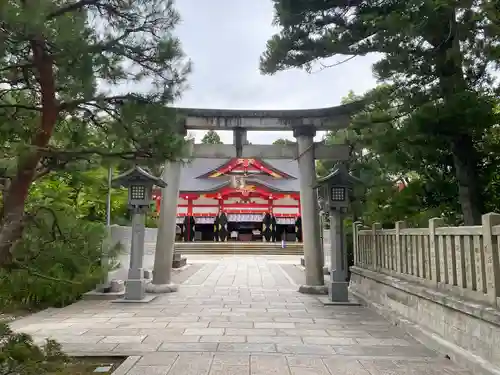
[0, 0, 191, 265]
[201, 130, 223, 144]
[273, 138, 295, 145]
[261, 0, 500, 225]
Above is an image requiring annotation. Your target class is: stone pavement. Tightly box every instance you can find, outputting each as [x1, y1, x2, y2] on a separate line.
[10, 256, 472, 374]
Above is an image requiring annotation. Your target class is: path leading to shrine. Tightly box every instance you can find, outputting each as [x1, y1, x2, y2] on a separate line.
[10, 256, 471, 375]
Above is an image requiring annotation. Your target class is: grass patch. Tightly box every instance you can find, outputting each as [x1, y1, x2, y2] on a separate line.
[51, 357, 126, 375]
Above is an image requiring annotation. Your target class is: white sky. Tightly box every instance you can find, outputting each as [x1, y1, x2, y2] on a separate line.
[173, 0, 379, 144]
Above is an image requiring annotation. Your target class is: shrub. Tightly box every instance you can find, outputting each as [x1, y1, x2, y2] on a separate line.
[0, 207, 120, 310]
[0, 322, 67, 375]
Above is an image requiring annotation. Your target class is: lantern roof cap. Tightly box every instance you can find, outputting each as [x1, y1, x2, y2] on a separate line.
[314, 164, 361, 188]
[112, 165, 167, 188]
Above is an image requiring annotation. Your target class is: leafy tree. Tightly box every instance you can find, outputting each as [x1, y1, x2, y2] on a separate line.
[273, 138, 295, 145]
[201, 130, 223, 144]
[260, 0, 500, 225]
[0, 170, 124, 309]
[0, 0, 191, 266]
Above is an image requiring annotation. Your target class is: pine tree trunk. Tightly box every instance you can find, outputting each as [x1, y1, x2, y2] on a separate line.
[0, 37, 58, 267]
[450, 134, 483, 225]
[0, 202, 25, 266]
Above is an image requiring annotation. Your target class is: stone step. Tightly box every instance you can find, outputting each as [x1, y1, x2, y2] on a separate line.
[173, 242, 303, 255]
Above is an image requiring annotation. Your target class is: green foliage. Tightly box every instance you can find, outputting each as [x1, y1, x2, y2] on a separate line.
[201, 130, 223, 145]
[261, 0, 500, 225]
[0, 0, 191, 169]
[273, 138, 296, 145]
[0, 168, 124, 310]
[317, 88, 470, 228]
[0, 0, 191, 268]
[0, 208, 119, 309]
[0, 322, 67, 375]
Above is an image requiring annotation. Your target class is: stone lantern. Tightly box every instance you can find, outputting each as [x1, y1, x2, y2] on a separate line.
[315, 164, 360, 302]
[112, 166, 166, 301]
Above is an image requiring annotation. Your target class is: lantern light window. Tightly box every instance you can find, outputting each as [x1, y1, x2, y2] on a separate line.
[131, 185, 146, 200]
[331, 187, 346, 202]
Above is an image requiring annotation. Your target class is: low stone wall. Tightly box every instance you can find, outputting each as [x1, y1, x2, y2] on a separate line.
[350, 267, 500, 375]
[110, 225, 158, 251]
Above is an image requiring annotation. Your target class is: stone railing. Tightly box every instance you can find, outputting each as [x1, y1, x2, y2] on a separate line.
[353, 213, 500, 307]
[350, 213, 500, 373]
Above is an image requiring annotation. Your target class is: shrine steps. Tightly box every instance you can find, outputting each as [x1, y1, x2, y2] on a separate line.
[174, 242, 303, 255]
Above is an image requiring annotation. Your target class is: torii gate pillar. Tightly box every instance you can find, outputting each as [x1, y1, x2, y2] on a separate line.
[294, 127, 324, 292]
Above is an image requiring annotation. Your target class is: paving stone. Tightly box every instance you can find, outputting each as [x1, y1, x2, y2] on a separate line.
[84, 328, 140, 336]
[277, 329, 329, 337]
[184, 328, 225, 336]
[92, 312, 135, 318]
[326, 330, 373, 338]
[286, 355, 326, 368]
[138, 328, 186, 336]
[117, 322, 168, 329]
[155, 316, 201, 322]
[165, 352, 213, 375]
[225, 328, 277, 336]
[289, 367, 329, 375]
[126, 366, 171, 375]
[212, 354, 250, 366]
[112, 342, 162, 353]
[332, 345, 436, 357]
[302, 337, 357, 345]
[143, 335, 201, 343]
[250, 355, 289, 375]
[209, 321, 254, 329]
[158, 342, 218, 352]
[209, 364, 250, 375]
[200, 335, 246, 343]
[254, 322, 296, 329]
[100, 335, 146, 343]
[322, 358, 372, 375]
[277, 344, 336, 355]
[137, 352, 179, 366]
[167, 322, 209, 328]
[60, 342, 118, 353]
[108, 317, 155, 323]
[34, 335, 104, 344]
[360, 358, 410, 375]
[246, 336, 303, 345]
[218, 343, 276, 353]
[201, 316, 231, 322]
[355, 338, 412, 346]
[273, 317, 314, 323]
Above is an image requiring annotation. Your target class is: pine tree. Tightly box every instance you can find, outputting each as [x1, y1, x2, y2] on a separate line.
[261, 0, 500, 224]
[0, 0, 191, 265]
[201, 130, 223, 144]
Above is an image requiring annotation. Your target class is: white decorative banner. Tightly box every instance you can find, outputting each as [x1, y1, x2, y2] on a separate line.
[227, 213, 264, 222]
[195, 217, 216, 224]
[276, 218, 296, 225]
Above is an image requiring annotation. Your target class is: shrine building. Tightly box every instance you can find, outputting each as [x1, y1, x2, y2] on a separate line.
[153, 157, 302, 242]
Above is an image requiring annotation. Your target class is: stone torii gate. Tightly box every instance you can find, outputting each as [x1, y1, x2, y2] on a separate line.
[147, 102, 362, 294]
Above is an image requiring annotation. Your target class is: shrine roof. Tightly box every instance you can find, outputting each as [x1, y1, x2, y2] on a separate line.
[175, 158, 300, 192]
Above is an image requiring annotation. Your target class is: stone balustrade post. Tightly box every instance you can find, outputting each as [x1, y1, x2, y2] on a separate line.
[482, 213, 500, 306]
[395, 221, 406, 274]
[353, 221, 362, 267]
[372, 223, 381, 270]
[429, 218, 444, 283]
